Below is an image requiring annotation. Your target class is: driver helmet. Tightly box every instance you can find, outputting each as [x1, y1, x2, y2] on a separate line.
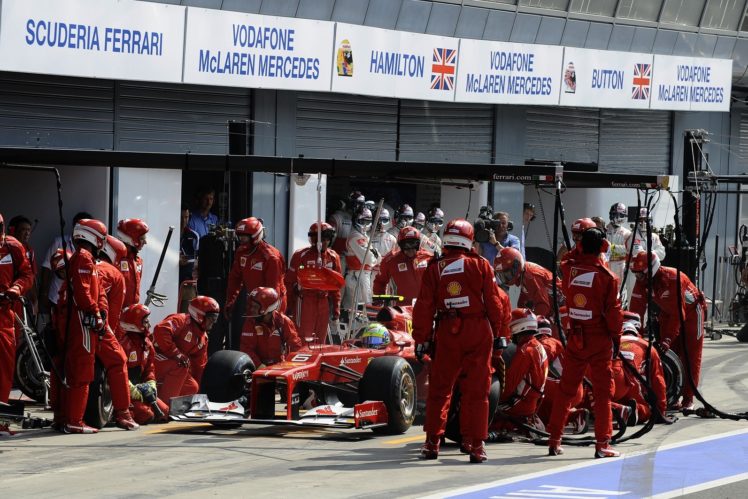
[425, 207, 445, 234]
[377, 208, 391, 232]
[413, 212, 426, 231]
[609, 203, 627, 225]
[494, 247, 524, 286]
[353, 207, 373, 233]
[359, 322, 390, 349]
[394, 204, 414, 229]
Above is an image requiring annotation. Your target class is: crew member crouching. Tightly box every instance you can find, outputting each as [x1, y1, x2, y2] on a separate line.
[240, 287, 302, 369]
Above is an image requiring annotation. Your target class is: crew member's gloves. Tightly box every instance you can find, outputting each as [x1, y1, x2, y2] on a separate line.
[612, 336, 621, 360]
[658, 337, 672, 352]
[415, 341, 430, 363]
[129, 382, 144, 402]
[175, 353, 190, 368]
[370, 248, 379, 259]
[493, 337, 508, 351]
[3, 285, 21, 300]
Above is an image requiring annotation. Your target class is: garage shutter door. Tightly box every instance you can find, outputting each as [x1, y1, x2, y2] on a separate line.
[398, 100, 494, 163]
[0, 72, 113, 149]
[525, 107, 600, 165]
[296, 92, 398, 160]
[599, 109, 672, 174]
[115, 82, 251, 154]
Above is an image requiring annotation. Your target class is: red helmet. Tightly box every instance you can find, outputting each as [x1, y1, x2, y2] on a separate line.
[494, 247, 524, 286]
[442, 219, 474, 250]
[120, 304, 151, 335]
[509, 308, 538, 337]
[247, 287, 281, 317]
[50, 248, 72, 271]
[308, 221, 335, 245]
[623, 311, 641, 329]
[236, 217, 264, 244]
[571, 218, 596, 238]
[73, 219, 108, 250]
[117, 218, 149, 250]
[629, 251, 660, 277]
[397, 226, 421, 250]
[101, 235, 127, 264]
[188, 296, 220, 329]
[535, 315, 552, 337]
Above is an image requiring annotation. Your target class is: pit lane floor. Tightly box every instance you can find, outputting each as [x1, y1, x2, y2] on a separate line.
[2, 337, 748, 499]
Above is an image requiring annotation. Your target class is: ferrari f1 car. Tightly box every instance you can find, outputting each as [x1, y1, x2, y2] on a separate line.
[170, 301, 502, 436]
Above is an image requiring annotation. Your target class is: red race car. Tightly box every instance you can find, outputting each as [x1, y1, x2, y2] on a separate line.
[170, 299, 502, 436]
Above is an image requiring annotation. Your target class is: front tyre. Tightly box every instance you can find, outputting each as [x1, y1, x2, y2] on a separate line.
[359, 357, 416, 434]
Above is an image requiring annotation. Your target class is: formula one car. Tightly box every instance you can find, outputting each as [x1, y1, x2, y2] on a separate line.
[170, 299, 502, 436]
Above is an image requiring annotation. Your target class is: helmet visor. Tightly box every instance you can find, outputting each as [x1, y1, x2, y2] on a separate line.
[496, 269, 515, 285]
[362, 334, 387, 348]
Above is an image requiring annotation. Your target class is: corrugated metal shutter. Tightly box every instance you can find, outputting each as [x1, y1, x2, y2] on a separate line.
[525, 107, 600, 164]
[115, 82, 250, 153]
[0, 72, 113, 149]
[738, 110, 748, 172]
[398, 100, 494, 163]
[296, 92, 398, 160]
[599, 109, 672, 174]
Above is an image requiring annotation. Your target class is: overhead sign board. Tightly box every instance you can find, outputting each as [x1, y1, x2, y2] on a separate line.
[183, 7, 334, 91]
[559, 48, 653, 109]
[0, 0, 185, 82]
[331, 23, 459, 101]
[455, 38, 563, 105]
[650, 55, 732, 112]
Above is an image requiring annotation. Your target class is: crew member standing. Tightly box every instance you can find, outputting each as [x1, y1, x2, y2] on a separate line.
[605, 203, 631, 287]
[225, 216, 287, 325]
[373, 227, 431, 305]
[154, 296, 219, 402]
[412, 219, 508, 463]
[285, 222, 342, 344]
[342, 207, 380, 310]
[0, 212, 33, 436]
[546, 227, 623, 459]
[420, 207, 444, 257]
[116, 218, 149, 307]
[628, 251, 705, 410]
[370, 209, 398, 287]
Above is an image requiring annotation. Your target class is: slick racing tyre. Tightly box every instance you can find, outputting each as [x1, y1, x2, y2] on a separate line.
[662, 349, 685, 408]
[359, 356, 416, 434]
[736, 324, 748, 343]
[84, 360, 113, 429]
[200, 350, 255, 403]
[14, 337, 50, 403]
[444, 374, 501, 444]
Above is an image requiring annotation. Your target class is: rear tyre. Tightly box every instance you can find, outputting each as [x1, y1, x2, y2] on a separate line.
[444, 374, 501, 443]
[84, 360, 113, 429]
[662, 349, 685, 408]
[359, 357, 416, 434]
[200, 350, 255, 403]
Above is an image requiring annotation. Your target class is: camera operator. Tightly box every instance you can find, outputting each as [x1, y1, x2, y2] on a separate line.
[476, 208, 520, 263]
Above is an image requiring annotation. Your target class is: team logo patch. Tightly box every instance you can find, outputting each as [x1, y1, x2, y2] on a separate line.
[240, 256, 247, 267]
[570, 271, 595, 288]
[572, 293, 587, 307]
[185, 331, 192, 342]
[398, 263, 408, 272]
[441, 259, 464, 276]
[0, 254, 12, 265]
[446, 281, 462, 296]
[128, 351, 137, 362]
[444, 296, 469, 308]
[120, 261, 129, 272]
[416, 259, 428, 268]
[568, 308, 592, 320]
[251, 261, 263, 271]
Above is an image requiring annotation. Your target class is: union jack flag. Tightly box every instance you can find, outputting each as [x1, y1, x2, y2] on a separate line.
[431, 48, 456, 91]
[632, 63, 652, 100]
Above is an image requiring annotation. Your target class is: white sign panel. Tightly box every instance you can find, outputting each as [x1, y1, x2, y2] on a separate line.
[183, 8, 334, 91]
[455, 38, 562, 105]
[331, 23, 458, 101]
[559, 48, 653, 109]
[651, 55, 732, 112]
[0, 0, 185, 82]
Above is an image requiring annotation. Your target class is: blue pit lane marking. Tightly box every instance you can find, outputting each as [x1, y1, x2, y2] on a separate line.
[435, 428, 748, 499]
